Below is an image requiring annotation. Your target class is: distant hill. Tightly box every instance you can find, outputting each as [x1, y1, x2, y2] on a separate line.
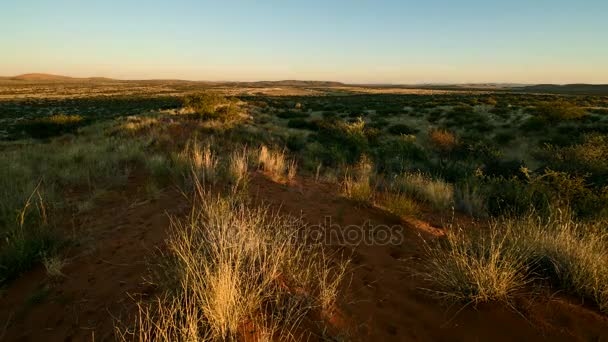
[233, 80, 345, 87]
[514, 84, 608, 96]
[8, 73, 116, 82]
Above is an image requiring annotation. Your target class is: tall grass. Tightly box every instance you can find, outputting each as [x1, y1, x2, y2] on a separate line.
[118, 181, 348, 340]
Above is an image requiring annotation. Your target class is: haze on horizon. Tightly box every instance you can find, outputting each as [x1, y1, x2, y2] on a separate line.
[1, 0, 607, 84]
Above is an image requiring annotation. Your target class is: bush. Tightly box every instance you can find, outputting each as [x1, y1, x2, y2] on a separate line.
[312, 118, 370, 165]
[535, 100, 586, 122]
[387, 123, 419, 136]
[538, 134, 608, 187]
[14, 114, 87, 139]
[183, 92, 238, 122]
[428, 128, 458, 153]
[373, 135, 427, 174]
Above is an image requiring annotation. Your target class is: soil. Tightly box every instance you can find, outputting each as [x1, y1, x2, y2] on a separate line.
[1, 172, 608, 341]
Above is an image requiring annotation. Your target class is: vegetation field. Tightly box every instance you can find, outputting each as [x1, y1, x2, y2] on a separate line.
[1, 80, 608, 341]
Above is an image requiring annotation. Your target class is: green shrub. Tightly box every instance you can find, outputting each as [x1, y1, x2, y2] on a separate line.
[183, 92, 238, 122]
[373, 136, 427, 174]
[312, 118, 370, 165]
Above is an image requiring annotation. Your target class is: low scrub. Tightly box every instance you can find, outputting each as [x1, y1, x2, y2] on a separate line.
[14, 114, 87, 139]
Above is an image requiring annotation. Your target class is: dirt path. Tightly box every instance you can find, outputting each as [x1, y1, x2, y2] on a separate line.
[1, 172, 608, 341]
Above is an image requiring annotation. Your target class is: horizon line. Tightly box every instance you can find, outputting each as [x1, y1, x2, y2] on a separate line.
[3, 72, 608, 86]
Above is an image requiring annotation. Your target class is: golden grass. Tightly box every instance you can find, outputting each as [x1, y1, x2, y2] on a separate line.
[228, 147, 249, 191]
[341, 156, 374, 204]
[258, 145, 297, 182]
[429, 128, 458, 152]
[509, 213, 608, 313]
[422, 212, 608, 312]
[421, 225, 531, 305]
[117, 179, 348, 340]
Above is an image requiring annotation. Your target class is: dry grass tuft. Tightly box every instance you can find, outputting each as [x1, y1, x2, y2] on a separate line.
[381, 192, 419, 218]
[341, 156, 375, 204]
[422, 211, 608, 312]
[227, 147, 250, 191]
[117, 180, 348, 340]
[429, 128, 458, 152]
[510, 213, 608, 313]
[179, 139, 219, 184]
[42, 254, 66, 278]
[421, 224, 530, 305]
[258, 145, 297, 182]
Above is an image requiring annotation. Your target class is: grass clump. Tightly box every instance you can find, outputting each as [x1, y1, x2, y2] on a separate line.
[421, 225, 530, 304]
[227, 147, 250, 191]
[381, 192, 419, 218]
[422, 212, 608, 313]
[395, 172, 453, 210]
[428, 128, 458, 153]
[258, 145, 297, 182]
[117, 183, 348, 341]
[341, 156, 375, 204]
[509, 213, 608, 313]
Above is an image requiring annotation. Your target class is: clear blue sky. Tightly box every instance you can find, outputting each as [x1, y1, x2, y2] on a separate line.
[1, 0, 607, 83]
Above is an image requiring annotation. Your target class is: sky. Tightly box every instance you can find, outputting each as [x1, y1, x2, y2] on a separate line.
[1, 0, 607, 84]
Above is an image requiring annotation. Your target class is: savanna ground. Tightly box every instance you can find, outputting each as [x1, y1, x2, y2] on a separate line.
[1, 79, 608, 341]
